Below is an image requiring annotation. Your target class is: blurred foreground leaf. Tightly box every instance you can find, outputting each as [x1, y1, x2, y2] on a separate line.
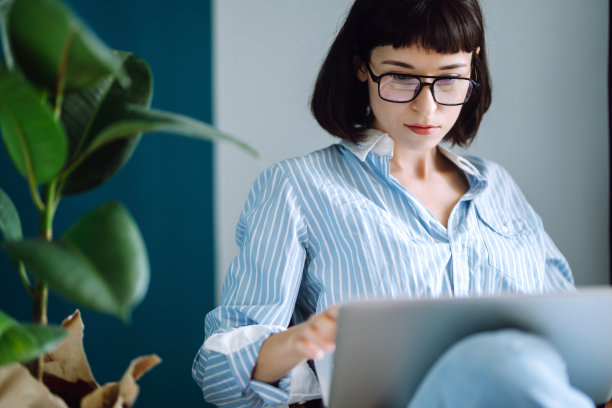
[3, 202, 149, 321]
[0, 310, 67, 366]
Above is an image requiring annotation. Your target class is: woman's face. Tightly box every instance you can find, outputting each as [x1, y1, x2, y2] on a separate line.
[356, 45, 474, 153]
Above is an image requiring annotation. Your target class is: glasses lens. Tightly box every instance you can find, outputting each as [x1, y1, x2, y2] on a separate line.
[433, 78, 473, 105]
[379, 74, 420, 102]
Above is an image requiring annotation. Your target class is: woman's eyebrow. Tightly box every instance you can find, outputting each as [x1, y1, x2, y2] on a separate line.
[381, 60, 469, 70]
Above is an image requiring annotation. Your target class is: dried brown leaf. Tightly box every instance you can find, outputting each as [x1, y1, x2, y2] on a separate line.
[0, 364, 68, 408]
[44, 310, 97, 384]
[0, 311, 160, 408]
[81, 355, 161, 408]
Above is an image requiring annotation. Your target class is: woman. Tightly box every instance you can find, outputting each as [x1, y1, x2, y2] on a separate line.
[193, 0, 592, 406]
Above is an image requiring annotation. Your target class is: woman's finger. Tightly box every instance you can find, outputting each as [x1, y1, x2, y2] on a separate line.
[324, 304, 340, 319]
[295, 334, 326, 360]
[309, 313, 337, 343]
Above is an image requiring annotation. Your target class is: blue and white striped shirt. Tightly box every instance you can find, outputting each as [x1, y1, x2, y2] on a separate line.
[192, 130, 575, 407]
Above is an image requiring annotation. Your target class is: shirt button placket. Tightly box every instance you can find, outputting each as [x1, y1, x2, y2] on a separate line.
[450, 216, 469, 297]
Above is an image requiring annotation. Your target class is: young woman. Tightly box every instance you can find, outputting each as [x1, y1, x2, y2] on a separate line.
[193, 0, 593, 406]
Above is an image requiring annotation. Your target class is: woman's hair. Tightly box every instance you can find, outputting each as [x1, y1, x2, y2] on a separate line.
[311, 0, 491, 147]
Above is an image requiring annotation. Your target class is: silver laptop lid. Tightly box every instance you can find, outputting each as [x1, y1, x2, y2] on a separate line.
[323, 287, 612, 408]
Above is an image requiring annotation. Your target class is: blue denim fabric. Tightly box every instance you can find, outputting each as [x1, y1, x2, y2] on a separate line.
[408, 330, 594, 408]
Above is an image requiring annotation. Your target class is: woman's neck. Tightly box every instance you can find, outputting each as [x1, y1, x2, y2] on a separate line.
[389, 143, 443, 181]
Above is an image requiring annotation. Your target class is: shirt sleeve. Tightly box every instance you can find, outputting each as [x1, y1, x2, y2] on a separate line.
[537, 216, 576, 293]
[192, 164, 319, 407]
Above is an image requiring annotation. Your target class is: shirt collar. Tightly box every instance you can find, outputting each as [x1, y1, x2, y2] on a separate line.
[340, 128, 482, 178]
[437, 145, 481, 178]
[340, 128, 394, 161]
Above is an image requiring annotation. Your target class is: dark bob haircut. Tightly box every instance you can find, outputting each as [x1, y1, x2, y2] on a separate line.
[311, 0, 492, 147]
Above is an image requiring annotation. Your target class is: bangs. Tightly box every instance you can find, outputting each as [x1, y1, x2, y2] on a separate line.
[356, 0, 483, 57]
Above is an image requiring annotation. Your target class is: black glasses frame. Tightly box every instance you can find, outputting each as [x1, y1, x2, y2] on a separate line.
[366, 64, 479, 106]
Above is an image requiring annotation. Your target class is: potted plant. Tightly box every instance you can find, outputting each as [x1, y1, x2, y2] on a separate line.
[0, 0, 255, 405]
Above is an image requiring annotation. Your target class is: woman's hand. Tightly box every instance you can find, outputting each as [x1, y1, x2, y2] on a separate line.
[251, 305, 339, 384]
[291, 305, 339, 360]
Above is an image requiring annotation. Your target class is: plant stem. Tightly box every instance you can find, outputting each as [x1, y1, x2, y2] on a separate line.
[31, 279, 48, 381]
[27, 24, 73, 380]
[32, 281, 48, 324]
[31, 184, 57, 381]
[40, 183, 57, 239]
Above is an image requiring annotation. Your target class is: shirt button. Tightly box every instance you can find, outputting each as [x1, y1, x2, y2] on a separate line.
[501, 225, 510, 234]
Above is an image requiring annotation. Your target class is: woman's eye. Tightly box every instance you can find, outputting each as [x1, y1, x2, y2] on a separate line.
[435, 79, 455, 91]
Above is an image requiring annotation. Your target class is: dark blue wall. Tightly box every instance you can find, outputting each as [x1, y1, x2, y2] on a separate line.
[0, 1, 215, 406]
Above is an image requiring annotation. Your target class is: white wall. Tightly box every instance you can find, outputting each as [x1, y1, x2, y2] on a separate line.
[213, 0, 609, 299]
[465, 0, 609, 286]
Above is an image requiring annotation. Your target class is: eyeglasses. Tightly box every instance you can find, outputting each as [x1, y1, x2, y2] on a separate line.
[366, 64, 478, 106]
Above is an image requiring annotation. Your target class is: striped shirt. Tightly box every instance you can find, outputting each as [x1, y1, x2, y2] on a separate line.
[192, 129, 575, 407]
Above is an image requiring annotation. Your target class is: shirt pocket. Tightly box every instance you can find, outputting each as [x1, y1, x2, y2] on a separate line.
[475, 206, 545, 293]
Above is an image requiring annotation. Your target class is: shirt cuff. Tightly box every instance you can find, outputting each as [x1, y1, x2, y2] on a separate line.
[205, 325, 321, 405]
[247, 360, 321, 406]
[250, 377, 292, 406]
[224, 332, 291, 406]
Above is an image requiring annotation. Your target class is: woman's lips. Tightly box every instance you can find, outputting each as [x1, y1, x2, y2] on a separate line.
[405, 124, 440, 135]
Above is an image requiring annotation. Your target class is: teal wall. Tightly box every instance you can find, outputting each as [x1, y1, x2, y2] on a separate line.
[0, 1, 215, 406]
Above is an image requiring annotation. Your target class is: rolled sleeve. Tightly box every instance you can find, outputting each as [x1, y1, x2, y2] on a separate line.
[193, 164, 313, 407]
[192, 324, 289, 406]
[193, 324, 320, 406]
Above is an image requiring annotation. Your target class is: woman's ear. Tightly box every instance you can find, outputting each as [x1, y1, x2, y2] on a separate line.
[353, 56, 368, 82]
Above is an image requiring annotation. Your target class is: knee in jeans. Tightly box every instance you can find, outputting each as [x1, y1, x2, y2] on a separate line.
[409, 329, 593, 408]
[441, 329, 567, 387]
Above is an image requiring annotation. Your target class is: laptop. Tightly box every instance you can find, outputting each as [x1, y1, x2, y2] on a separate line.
[314, 286, 612, 407]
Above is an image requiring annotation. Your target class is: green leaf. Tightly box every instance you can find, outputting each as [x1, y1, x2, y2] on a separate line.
[61, 136, 141, 196]
[62, 53, 150, 154]
[6, 0, 128, 92]
[0, 310, 67, 367]
[61, 75, 113, 158]
[0, 68, 68, 183]
[0, 187, 22, 242]
[62, 201, 149, 319]
[3, 202, 149, 320]
[3, 240, 120, 314]
[87, 104, 259, 158]
[60, 53, 152, 195]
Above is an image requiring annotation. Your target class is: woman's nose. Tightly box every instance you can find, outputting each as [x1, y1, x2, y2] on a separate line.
[410, 84, 437, 115]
